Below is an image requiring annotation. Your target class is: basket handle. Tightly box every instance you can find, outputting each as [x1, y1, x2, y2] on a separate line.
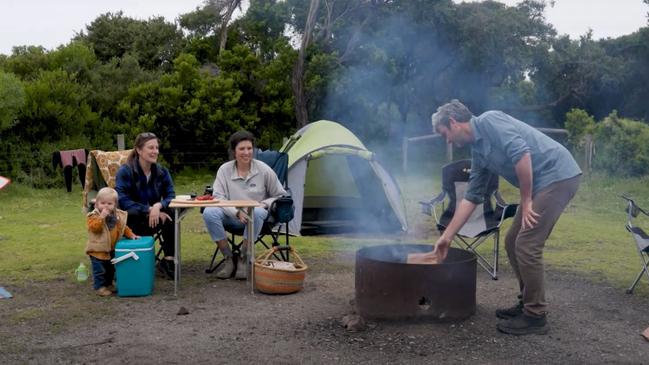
[255, 247, 278, 262]
[255, 246, 306, 267]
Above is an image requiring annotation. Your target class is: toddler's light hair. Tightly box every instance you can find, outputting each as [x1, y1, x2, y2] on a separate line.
[95, 187, 118, 204]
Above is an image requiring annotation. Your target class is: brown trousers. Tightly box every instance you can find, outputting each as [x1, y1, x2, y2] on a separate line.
[505, 175, 581, 316]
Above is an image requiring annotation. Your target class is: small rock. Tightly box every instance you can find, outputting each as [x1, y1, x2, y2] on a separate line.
[341, 314, 366, 332]
[177, 306, 190, 315]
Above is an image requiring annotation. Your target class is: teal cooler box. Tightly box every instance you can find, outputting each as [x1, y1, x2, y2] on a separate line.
[112, 237, 156, 297]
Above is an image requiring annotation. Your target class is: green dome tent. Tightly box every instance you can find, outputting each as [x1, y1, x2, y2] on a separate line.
[280, 120, 408, 235]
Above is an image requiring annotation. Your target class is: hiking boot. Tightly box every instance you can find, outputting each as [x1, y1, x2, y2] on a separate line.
[235, 257, 248, 280]
[96, 287, 113, 297]
[216, 257, 235, 279]
[497, 313, 548, 336]
[495, 301, 524, 320]
[106, 284, 117, 293]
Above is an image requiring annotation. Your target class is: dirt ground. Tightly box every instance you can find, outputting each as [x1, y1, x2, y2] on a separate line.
[2, 246, 649, 365]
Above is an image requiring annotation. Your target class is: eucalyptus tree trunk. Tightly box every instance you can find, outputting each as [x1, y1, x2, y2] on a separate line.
[219, 0, 241, 52]
[292, 0, 320, 128]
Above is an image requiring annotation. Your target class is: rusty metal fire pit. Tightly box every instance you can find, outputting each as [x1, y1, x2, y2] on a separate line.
[355, 244, 476, 321]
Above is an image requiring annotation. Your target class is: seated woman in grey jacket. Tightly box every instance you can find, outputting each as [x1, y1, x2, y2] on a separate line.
[202, 130, 286, 280]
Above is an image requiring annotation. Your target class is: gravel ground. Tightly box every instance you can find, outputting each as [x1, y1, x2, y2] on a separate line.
[2, 249, 649, 364]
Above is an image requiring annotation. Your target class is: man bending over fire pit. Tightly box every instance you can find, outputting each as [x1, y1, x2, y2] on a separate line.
[412, 99, 581, 336]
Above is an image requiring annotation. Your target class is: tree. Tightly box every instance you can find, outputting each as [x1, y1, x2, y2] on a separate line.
[17, 70, 99, 142]
[282, 0, 561, 142]
[292, 0, 320, 128]
[218, 0, 243, 51]
[77, 12, 185, 70]
[599, 28, 649, 122]
[3, 46, 50, 80]
[592, 112, 649, 176]
[529, 33, 625, 125]
[179, 0, 243, 53]
[86, 53, 158, 117]
[219, 43, 296, 147]
[234, 0, 291, 61]
[564, 108, 595, 149]
[48, 41, 97, 83]
[117, 53, 256, 170]
[76, 12, 139, 62]
[0, 71, 25, 132]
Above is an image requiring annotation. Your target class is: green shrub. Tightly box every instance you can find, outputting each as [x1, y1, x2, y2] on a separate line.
[564, 108, 595, 150]
[592, 111, 649, 177]
[0, 136, 104, 189]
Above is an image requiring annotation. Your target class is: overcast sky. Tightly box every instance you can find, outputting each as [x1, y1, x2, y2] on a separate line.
[1, 0, 647, 55]
[487, 0, 648, 39]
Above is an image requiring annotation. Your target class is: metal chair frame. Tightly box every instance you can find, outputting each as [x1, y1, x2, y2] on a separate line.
[205, 205, 292, 273]
[419, 159, 517, 280]
[621, 195, 649, 294]
[205, 149, 294, 274]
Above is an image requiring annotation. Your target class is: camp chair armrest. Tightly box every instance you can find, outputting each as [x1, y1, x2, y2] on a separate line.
[269, 192, 294, 224]
[621, 195, 649, 218]
[634, 203, 649, 217]
[494, 191, 514, 208]
[419, 191, 446, 216]
[499, 203, 518, 223]
[430, 191, 446, 205]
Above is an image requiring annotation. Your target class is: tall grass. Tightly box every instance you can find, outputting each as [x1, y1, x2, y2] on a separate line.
[1, 170, 648, 295]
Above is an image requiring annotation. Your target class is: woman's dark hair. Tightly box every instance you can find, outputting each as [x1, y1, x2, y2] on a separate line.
[127, 132, 159, 167]
[228, 130, 255, 160]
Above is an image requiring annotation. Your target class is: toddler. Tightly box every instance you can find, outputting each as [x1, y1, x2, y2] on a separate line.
[85, 187, 138, 296]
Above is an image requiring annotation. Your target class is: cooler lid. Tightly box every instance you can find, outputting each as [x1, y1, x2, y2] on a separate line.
[116, 236, 155, 250]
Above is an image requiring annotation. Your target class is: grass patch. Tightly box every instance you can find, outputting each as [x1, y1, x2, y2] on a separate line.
[1, 171, 649, 296]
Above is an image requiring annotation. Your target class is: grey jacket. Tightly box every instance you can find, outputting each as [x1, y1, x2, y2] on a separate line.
[212, 159, 287, 217]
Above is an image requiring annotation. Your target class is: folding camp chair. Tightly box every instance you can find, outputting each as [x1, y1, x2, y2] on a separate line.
[206, 149, 294, 274]
[419, 159, 518, 280]
[82, 150, 132, 210]
[82, 149, 166, 261]
[621, 195, 649, 294]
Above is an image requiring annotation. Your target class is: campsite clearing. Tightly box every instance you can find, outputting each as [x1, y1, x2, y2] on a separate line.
[2, 173, 649, 363]
[2, 255, 649, 364]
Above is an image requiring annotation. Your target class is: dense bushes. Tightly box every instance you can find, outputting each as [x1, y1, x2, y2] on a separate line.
[565, 108, 649, 177]
[591, 112, 649, 177]
[0, 17, 295, 188]
[3, 1, 649, 187]
[564, 108, 595, 150]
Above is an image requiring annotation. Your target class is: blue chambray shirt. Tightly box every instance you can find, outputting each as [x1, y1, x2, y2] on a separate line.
[465, 111, 582, 204]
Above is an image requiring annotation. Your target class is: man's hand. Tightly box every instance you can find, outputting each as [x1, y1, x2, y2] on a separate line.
[514, 153, 538, 230]
[520, 199, 540, 230]
[432, 235, 452, 262]
[407, 251, 439, 265]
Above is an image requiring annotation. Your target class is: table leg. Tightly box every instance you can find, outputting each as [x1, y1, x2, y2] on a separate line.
[174, 208, 180, 296]
[247, 206, 255, 294]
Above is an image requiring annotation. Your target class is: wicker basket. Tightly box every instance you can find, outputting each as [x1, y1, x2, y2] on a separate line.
[254, 246, 308, 294]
